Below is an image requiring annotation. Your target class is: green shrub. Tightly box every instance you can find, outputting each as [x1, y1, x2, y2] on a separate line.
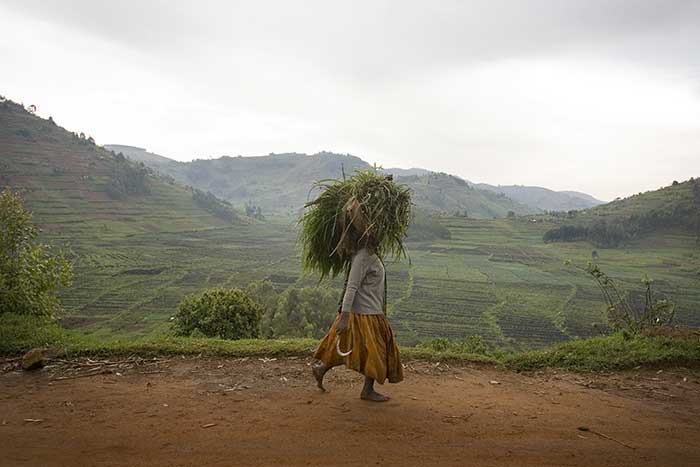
[0, 188, 73, 317]
[173, 288, 262, 340]
[0, 313, 68, 353]
[417, 335, 491, 355]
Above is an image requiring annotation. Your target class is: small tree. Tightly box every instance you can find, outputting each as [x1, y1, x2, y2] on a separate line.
[174, 288, 262, 339]
[0, 189, 72, 317]
[567, 260, 675, 336]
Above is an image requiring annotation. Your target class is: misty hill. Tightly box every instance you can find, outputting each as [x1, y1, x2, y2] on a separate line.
[383, 167, 432, 177]
[475, 183, 605, 212]
[0, 100, 241, 237]
[543, 178, 700, 247]
[119, 148, 536, 218]
[104, 144, 173, 167]
[585, 178, 700, 231]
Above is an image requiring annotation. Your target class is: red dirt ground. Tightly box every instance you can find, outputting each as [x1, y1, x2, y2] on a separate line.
[1, 357, 699, 467]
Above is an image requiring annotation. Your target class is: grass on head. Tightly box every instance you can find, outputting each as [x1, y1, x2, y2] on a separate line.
[299, 170, 412, 279]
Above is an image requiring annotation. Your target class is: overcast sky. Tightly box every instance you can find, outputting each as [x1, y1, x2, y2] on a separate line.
[2, 1, 699, 200]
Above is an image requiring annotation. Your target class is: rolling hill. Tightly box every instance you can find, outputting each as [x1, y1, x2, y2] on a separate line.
[541, 178, 700, 247]
[475, 183, 605, 211]
[108, 146, 536, 218]
[109, 145, 603, 214]
[0, 101, 243, 237]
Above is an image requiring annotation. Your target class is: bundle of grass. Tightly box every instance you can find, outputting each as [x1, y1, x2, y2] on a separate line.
[299, 170, 412, 279]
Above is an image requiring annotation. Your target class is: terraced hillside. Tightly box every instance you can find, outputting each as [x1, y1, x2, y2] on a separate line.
[391, 218, 700, 349]
[0, 100, 265, 333]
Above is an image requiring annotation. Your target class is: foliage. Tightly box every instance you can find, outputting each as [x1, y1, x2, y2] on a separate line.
[192, 188, 240, 223]
[544, 179, 700, 247]
[245, 203, 265, 220]
[4, 315, 698, 374]
[106, 152, 151, 198]
[0, 313, 72, 353]
[543, 224, 589, 243]
[0, 189, 72, 317]
[505, 333, 700, 372]
[407, 210, 451, 241]
[568, 261, 675, 336]
[246, 280, 339, 338]
[416, 335, 492, 355]
[299, 169, 412, 279]
[173, 288, 263, 340]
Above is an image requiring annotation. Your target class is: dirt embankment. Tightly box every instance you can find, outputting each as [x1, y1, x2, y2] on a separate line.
[1, 357, 699, 467]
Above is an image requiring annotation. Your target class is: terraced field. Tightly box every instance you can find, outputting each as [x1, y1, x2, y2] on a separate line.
[389, 218, 700, 349]
[34, 214, 698, 350]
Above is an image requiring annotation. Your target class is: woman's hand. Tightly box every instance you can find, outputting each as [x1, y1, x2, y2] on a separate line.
[336, 312, 350, 335]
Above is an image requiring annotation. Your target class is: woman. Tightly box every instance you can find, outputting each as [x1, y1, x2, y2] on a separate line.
[312, 239, 403, 402]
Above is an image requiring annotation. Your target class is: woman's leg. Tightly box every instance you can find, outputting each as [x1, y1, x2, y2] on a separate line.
[312, 360, 345, 391]
[360, 376, 390, 402]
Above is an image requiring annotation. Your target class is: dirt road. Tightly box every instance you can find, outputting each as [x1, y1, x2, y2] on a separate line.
[1, 356, 699, 467]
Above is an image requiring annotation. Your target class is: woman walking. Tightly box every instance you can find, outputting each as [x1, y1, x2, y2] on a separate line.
[312, 240, 403, 401]
[299, 171, 411, 402]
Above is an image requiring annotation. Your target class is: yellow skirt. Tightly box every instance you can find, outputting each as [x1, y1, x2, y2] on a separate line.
[314, 312, 403, 384]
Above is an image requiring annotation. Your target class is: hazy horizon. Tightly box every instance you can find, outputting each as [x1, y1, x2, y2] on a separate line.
[2, 0, 699, 200]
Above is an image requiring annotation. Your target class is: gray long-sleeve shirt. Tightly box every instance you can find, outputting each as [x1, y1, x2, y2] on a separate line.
[340, 247, 385, 315]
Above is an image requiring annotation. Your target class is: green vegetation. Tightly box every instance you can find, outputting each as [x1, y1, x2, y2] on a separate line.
[506, 333, 700, 372]
[260, 286, 338, 338]
[475, 183, 604, 212]
[299, 170, 412, 279]
[192, 188, 240, 223]
[2, 313, 698, 373]
[174, 288, 262, 339]
[0, 188, 73, 317]
[119, 147, 537, 219]
[544, 178, 700, 247]
[406, 210, 451, 241]
[571, 262, 675, 336]
[106, 152, 151, 198]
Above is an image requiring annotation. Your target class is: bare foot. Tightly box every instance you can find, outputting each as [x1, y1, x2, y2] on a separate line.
[360, 390, 390, 402]
[312, 364, 327, 392]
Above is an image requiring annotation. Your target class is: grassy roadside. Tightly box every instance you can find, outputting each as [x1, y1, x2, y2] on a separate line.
[2, 314, 699, 372]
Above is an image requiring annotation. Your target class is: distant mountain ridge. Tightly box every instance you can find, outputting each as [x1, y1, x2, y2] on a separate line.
[475, 184, 605, 212]
[113, 148, 538, 218]
[104, 144, 173, 166]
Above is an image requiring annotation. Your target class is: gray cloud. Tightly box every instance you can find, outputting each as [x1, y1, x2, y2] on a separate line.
[1, 0, 699, 199]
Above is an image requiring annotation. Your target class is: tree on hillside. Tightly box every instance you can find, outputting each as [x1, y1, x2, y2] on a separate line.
[693, 180, 700, 246]
[106, 153, 151, 198]
[0, 189, 73, 317]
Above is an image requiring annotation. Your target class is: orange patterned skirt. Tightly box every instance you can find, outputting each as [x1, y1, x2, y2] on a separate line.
[314, 312, 403, 384]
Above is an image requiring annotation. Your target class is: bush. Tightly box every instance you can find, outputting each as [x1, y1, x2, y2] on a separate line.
[417, 335, 491, 355]
[173, 288, 263, 340]
[0, 189, 73, 317]
[246, 280, 339, 339]
[568, 261, 675, 336]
